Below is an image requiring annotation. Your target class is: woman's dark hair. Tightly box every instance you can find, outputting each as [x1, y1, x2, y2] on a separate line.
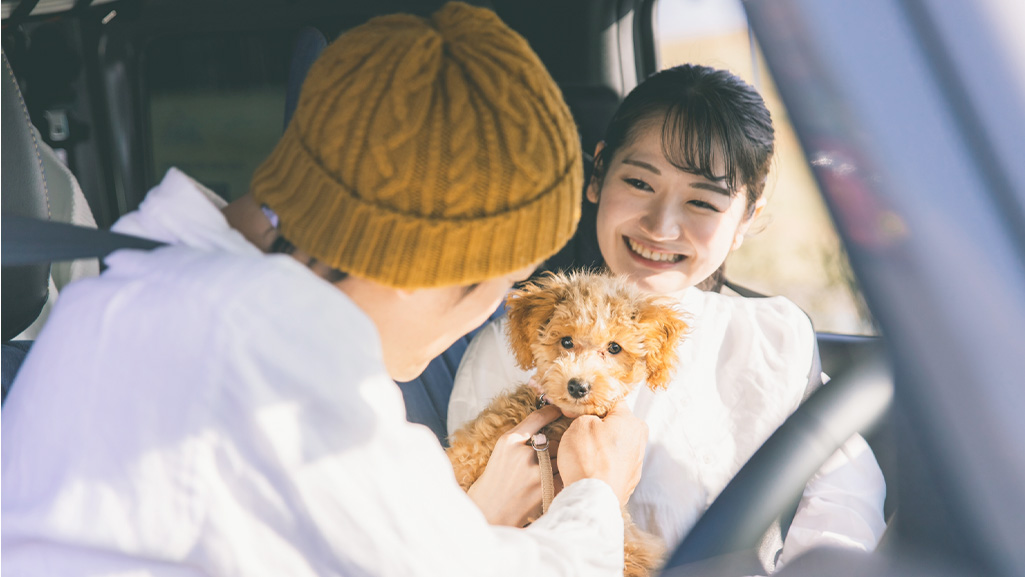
[591, 64, 775, 291]
[593, 64, 775, 213]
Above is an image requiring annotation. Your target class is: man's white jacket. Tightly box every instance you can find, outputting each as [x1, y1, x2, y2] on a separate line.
[1, 168, 625, 577]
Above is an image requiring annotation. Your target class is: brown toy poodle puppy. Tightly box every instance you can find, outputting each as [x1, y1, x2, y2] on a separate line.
[447, 271, 688, 577]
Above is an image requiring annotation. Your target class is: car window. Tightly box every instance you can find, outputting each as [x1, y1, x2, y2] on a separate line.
[146, 32, 291, 201]
[655, 0, 875, 335]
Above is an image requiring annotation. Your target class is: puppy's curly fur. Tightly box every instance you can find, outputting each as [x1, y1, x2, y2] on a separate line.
[447, 271, 688, 577]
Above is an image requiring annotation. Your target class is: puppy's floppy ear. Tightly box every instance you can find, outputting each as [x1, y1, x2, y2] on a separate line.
[505, 273, 567, 371]
[637, 298, 689, 391]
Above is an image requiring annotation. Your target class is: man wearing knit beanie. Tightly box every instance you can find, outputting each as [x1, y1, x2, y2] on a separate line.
[2, 3, 647, 576]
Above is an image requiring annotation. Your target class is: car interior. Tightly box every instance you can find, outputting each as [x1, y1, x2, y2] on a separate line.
[3, 0, 1023, 576]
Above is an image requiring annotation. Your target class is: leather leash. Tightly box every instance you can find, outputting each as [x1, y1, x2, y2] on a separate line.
[532, 394, 555, 514]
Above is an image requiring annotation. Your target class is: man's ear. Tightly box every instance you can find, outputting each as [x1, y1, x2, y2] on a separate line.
[638, 299, 689, 391]
[732, 195, 767, 252]
[586, 141, 605, 204]
[505, 273, 567, 371]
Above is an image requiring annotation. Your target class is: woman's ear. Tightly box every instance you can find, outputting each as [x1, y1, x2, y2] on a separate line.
[586, 142, 606, 204]
[638, 299, 689, 391]
[731, 195, 767, 252]
[505, 274, 566, 371]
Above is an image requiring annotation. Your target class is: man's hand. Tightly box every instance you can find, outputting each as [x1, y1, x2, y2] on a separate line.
[467, 405, 563, 527]
[556, 403, 648, 507]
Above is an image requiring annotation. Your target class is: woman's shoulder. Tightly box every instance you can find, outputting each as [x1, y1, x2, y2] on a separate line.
[691, 289, 816, 387]
[447, 314, 531, 435]
[696, 289, 813, 336]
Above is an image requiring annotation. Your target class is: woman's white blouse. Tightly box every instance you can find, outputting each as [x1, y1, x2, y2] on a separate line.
[448, 286, 886, 569]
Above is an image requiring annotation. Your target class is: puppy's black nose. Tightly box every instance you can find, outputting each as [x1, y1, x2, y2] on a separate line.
[567, 378, 590, 399]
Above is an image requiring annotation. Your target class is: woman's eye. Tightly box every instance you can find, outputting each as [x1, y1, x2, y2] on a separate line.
[689, 200, 722, 213]
[561, 337, 574, 349]
[624, 178, 653, 192]
[607, 342, 622, 354]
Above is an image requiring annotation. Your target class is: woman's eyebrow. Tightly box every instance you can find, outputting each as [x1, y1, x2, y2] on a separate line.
[622, 157, 661, 175]
[622, 157, 732, 196]
[691, 182, 731, 196]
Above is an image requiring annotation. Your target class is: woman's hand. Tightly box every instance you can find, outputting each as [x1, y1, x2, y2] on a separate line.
[467, 404, 564, 527]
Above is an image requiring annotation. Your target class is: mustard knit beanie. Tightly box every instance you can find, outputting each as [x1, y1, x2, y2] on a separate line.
[251, 2, 582, 288]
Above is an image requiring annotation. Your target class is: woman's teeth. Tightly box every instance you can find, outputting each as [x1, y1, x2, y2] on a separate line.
[628, 238, 682, 263]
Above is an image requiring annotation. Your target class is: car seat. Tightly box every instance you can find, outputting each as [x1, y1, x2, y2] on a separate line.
[1, 48, 104, 398]
[2, 49, 55, 397]
[15, 125, 101, 340]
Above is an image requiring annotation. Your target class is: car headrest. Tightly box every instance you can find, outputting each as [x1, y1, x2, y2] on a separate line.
[2, 49, 53, 341]
[528, 85, 619, 278]
[560, 84, 621, 159]
[283, 26, 328, 129]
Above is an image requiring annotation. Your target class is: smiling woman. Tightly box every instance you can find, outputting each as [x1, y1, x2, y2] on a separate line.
[586, 64, 774, 297]
[449, 63, 886, 572]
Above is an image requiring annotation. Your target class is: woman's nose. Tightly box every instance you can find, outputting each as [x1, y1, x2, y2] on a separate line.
[639, 196, 682, 240]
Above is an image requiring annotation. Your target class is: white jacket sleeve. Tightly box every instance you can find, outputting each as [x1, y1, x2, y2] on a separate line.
[231, 296, 627, 577]
[775, 434, 887, 569]
[751, 299, 886, 571]
[448, 317, 532, 435]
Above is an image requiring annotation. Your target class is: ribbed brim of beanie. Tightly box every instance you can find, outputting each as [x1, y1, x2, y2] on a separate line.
[250, 2, 582, 288]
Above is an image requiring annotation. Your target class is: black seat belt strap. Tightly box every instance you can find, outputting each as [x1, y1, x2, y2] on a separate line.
[1, 215, 165, 267]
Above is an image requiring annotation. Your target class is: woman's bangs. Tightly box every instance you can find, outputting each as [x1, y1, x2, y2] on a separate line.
[660, 100, 745, 194]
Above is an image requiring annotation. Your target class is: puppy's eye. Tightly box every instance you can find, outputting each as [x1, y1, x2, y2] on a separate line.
[607, 342, 622, 355]
[560, 337, 574, 349]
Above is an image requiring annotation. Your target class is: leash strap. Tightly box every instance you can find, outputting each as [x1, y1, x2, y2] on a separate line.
[531, 433, 555, 514]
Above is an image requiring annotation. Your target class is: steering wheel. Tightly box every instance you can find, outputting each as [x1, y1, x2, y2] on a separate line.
[660, 345, 893, 575]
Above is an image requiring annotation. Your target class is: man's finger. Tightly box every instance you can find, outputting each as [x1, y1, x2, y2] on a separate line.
[505, 405, 562, 442]
[602, 401, 635, 420]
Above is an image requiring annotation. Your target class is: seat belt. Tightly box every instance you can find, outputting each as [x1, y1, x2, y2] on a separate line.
[1, 215, 165, 267]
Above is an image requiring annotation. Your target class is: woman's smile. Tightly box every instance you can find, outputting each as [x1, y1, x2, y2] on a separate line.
[624, 236, 686, 267]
